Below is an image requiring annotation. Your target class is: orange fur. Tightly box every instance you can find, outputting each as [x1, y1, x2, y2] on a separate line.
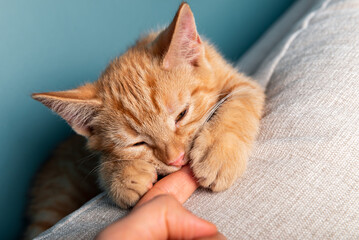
[26, 3, 264, 239]
[24, 136, 99, 239]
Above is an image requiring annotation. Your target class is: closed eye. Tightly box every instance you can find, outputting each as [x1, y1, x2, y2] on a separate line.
[133, 141, 147, 147]
[175, 108, 188, 123]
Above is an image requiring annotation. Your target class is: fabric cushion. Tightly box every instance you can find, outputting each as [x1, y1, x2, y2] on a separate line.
[37, 0, 359, 239]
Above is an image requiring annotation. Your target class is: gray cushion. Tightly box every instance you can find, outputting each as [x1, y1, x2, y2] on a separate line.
[37, 0, 359, 239]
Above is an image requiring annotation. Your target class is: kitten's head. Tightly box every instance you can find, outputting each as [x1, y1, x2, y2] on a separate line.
[33, 3, 217, 174]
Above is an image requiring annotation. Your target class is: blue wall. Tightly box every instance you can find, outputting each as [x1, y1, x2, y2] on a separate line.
[0, 0, 295, 238]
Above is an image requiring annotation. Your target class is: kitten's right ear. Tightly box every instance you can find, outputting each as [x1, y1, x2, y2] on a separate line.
[152, 3, 204, 70]
[32, 84, 102, 137]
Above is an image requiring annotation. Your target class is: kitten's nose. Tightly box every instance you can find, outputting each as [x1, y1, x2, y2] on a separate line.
[168, 152, 185, 166]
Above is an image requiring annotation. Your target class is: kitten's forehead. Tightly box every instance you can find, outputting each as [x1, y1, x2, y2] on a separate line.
[163, 87, 189, 114]
[99, 50, 194, 131]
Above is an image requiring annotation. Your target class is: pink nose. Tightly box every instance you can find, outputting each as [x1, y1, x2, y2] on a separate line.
[168, 152, 185, 166]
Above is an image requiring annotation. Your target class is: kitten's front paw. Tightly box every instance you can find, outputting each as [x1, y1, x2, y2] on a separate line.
[105, 160, 157, 208]
[190, 127, 246, 192]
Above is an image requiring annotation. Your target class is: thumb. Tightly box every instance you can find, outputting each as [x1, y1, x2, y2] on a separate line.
[136, 165, 198, 208]
[97, 194, 219, 240]
[157, 195, 218, 239]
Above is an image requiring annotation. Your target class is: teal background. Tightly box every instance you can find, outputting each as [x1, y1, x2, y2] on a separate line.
[0, 0, 295, 239]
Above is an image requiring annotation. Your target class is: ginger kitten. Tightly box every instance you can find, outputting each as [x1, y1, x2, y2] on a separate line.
[26, 3, 264, 239]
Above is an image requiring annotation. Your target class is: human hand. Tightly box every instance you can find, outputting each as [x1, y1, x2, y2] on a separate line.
[96, 165, 226, 240]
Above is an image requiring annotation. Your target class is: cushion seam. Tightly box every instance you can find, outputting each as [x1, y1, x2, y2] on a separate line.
[262, 0, 332, 88]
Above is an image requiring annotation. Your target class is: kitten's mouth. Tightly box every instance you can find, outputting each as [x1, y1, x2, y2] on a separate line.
[155, 153, 188, 175]
[168, 152, 186, 167]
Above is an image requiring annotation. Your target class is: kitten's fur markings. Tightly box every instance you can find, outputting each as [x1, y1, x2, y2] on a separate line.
[26, 3, 264, 239]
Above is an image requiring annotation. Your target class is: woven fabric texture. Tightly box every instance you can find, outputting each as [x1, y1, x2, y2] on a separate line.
[37, 0, 359, 239]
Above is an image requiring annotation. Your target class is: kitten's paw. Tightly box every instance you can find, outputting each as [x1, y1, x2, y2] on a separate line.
[190, 128, 246, 192]
[108, 161, 157, 208]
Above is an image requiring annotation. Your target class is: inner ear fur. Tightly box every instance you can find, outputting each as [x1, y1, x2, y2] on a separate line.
[32, 84, 102, 137]
[152, 3, 204, 69]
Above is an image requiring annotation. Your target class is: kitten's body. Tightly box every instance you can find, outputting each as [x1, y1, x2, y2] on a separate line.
[25, 136, 100, 239]
[26, 3, 264, 239]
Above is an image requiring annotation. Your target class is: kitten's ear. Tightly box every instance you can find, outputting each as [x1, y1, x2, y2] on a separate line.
[155, 3, 203, 69]
[32, 84, 101, 137]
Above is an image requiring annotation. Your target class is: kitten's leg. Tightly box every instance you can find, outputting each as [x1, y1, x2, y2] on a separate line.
[99, 156, 157, 208]
[190, 76, 264, 191]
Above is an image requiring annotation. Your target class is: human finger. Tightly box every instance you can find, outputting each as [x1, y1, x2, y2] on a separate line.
[136, 165, 198, 207]
[195, 232, 227, 240]
[97, 195, 217, 240]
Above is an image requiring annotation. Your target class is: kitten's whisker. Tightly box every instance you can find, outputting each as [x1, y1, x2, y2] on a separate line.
[84, 158, 135, 180]
[202, 92, 232, 124]
[85, 165, 102, 180]
[113, 141, 124, 149]
[78, 152, 99, 165]
[204, 94, 231, 122]
[201, 88, 248, 125]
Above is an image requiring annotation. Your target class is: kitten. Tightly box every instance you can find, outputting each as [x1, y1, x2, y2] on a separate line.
[26, 3, 264, 239]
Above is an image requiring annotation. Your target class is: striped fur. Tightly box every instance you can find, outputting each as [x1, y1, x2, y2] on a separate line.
[27, 3, 264, 239]
[24, 136, 100, 239]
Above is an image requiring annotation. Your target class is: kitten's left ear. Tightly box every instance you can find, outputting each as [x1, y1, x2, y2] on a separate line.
[155, 3, 204, 69]
[32, 84, 102, 137]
